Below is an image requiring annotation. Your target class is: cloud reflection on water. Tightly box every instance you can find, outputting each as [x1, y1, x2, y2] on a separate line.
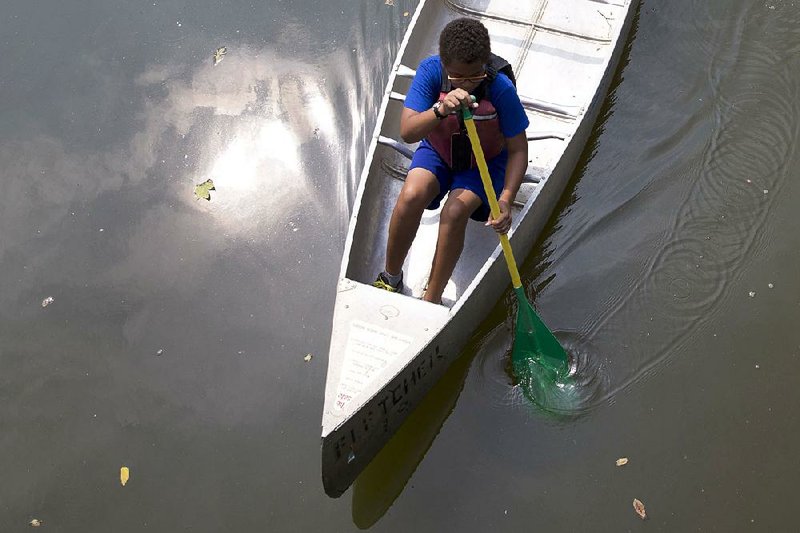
[0, 4, 401, 431]
[1, 43, 359, 296]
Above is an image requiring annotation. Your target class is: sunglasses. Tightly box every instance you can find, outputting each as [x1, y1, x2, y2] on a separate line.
[447, 71, 487, 84]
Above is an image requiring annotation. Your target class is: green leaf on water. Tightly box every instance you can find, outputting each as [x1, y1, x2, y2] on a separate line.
[194, 179, 215, 201]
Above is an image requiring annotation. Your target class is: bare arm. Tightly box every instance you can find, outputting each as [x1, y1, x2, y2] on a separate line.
[499, 132, 528, 205]
[488, 132, 528, 234]
[399, 107, 441, 144]
[400, 88, 474, 143]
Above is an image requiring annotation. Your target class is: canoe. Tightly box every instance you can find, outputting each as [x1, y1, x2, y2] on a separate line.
[322, 0, 637, 497]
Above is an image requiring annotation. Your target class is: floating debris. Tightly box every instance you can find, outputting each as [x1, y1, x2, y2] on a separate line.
[41, 296, 55, 308]
[385, 0, 394, 5]
[768, 283, 774, 289]
[404, 11, 409, 16]
[194, 179, 215, 201]
[156, 348, 164, 356]
[304, 354, 313, 362]
[615, 457, 628, 467]
[120, 466, 130, 486]
[632, 498, 647, 519]
[29, 519, 42, 527]
[213, 46, 227, 66]
[749, 291, 756, 298]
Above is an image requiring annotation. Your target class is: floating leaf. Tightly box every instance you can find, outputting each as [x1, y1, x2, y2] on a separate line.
[616, 457, 628, 466]
[304, 354, 313, 362]
[213, 46, 227, 66]
[194, 179, 215, 201]
[120, 466, 130, 486]
[632, 498, 646, 519]
[29, 519, 42, 527]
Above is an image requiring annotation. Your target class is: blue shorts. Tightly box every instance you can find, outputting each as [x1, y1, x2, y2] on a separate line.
[409, 141, 507, 222]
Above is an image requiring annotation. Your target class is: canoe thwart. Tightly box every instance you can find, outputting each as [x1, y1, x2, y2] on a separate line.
[527, 131, 566, 141]
[396, 64, 417, 78]
[378, 136, 415, 160]
[519, 96, 581, 119]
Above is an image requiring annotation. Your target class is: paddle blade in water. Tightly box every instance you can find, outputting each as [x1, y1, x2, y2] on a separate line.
[510, 286, 568, 378]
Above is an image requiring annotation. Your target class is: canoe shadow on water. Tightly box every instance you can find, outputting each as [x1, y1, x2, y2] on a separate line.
[350, 321, 609, 529]
[350, 345, 475, 529]
[349, 293, 525, 527]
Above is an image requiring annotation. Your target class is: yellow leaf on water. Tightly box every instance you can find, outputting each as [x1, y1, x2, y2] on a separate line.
[194, 179, 215, 201]
[632, 498, 646, 519]
[616, 457, 628, 466]
[120, 466, 130, 486]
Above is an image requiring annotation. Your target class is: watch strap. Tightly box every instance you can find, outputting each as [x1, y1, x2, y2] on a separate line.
[432, 101, 446, 120]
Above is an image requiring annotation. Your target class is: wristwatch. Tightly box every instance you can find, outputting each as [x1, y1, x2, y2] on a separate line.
[432, 100, 446, 120]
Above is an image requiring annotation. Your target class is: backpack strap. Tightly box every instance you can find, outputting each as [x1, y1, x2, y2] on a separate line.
[439, 59, 450, 93]
[487, 53, 516, 86]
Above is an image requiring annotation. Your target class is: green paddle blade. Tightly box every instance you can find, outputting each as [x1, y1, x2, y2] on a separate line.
[510, 286, 569, 379]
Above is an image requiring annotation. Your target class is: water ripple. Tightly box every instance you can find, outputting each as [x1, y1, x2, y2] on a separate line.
[583, 3, 800, 403]
[514, 2, 800, 413]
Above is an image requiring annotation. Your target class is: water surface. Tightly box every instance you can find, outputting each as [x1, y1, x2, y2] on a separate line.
[1, 0, 799, 531]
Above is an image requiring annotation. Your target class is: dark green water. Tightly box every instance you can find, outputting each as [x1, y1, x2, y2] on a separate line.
[2, 0, 799, 531]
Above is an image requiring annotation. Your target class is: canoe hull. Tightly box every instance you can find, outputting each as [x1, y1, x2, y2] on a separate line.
[322, 0, 638, 497]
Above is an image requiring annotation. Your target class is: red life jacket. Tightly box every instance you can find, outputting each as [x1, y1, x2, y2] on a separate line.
[426, 55, 514, 170]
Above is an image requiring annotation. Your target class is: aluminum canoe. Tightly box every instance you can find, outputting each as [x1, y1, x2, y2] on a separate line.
[322, 0, 637, 498]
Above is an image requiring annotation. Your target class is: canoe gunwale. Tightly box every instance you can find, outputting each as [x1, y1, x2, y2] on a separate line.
[337, 0, 431, 280]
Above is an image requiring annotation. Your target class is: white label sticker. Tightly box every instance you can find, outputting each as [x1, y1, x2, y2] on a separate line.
[334, 320, 413, 412]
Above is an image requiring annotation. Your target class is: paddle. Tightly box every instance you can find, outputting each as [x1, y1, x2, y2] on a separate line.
[461, 103, 569, 379]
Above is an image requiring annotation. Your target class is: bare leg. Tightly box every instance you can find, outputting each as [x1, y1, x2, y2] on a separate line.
[385, 168, 440, 275]
[424, 188, 482, 304]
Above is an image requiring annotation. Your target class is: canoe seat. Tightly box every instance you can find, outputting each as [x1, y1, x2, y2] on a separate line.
[379, 156, 543, 209]
[378, 130, 564, 163]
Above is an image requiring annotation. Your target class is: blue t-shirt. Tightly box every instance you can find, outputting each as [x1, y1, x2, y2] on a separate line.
[404, 55, 530, 139]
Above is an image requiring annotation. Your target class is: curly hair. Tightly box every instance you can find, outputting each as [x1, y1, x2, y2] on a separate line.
[439, 18, 491, 65]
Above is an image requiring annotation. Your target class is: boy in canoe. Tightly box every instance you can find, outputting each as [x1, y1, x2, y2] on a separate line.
[374, 17, 530, 304]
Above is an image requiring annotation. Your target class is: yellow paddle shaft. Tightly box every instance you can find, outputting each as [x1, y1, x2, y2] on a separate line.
[463, 117, 523, 289]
